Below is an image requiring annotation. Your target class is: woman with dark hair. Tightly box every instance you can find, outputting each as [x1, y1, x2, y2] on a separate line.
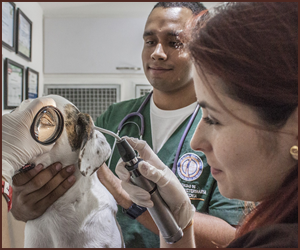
[116, 2, 298, 248]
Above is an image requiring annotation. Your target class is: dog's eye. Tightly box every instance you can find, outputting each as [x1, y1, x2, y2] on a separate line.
[40, 117, 55, 126]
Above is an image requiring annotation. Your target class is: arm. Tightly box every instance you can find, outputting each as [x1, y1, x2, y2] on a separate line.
[160, 210, 235, 248]
[100, 161, 235, 248]
[193, 212, 235, 248]
[103, 136, 235, 247]
[2, 97, 76, 221]
[97, 163, 159, 234]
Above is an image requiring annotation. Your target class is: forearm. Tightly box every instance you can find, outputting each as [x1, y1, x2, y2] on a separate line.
[97, 163, 132, 208]
[97, 163, 159, 234]
[193, 212, 236, 248]
[137, 210, 159, 234]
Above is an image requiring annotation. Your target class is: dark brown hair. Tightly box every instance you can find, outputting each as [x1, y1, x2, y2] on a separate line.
[189, 2, 297, 130]
[188, 2, 298, 238]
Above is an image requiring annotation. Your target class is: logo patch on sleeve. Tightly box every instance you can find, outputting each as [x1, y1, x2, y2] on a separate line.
[177, 153, 203, 181]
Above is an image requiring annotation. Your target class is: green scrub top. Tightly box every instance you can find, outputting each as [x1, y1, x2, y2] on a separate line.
[95, 94, 244, 248]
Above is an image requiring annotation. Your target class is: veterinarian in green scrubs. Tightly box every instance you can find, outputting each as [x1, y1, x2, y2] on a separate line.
[94, 2, 245, 248]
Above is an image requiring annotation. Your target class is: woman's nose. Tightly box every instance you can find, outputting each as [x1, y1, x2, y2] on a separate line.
[151, 43, 167, 61]
[190, 122, 212, 153]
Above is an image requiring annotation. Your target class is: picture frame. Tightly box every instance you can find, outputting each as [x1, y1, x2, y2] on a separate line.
[26, 67, 39, 99]
[16, 8, 32, 61]
[2, 2, 16, 51]
[4, 58, 24, 109]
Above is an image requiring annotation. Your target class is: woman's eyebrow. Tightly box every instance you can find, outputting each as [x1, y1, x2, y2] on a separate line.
[198, 101, 220, 113]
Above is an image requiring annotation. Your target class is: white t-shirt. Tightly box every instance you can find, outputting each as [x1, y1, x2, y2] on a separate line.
[150, 96, 197, 153]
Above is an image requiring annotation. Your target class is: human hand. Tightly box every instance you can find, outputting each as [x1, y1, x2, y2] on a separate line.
[10, 162, 76, 222]
[116, 137, 195, 229]
[97, 163, 132, 209]
[2, 97, 56, 185]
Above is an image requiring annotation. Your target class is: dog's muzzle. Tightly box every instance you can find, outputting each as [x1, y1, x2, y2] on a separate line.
[30, 106, 64, 145]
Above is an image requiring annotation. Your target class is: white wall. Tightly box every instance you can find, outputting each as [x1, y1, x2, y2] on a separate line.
[43, 17, 146, 74]
[2, 2, 44, 114]
[43, 14, 151, 101]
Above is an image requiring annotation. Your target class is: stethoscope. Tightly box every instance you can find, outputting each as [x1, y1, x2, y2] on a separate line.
[108, 91, 200, 173]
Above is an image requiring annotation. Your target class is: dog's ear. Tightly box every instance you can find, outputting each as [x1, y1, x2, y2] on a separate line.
[77, 114, 111, 176]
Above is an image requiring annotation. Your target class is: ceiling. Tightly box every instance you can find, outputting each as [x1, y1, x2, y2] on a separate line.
[38, 2, 221, 18]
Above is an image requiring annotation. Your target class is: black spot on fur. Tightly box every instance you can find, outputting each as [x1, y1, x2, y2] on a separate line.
[64, 104, 94, 152]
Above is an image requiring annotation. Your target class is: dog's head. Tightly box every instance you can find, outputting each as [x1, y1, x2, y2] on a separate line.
[18, 95, 111, 176]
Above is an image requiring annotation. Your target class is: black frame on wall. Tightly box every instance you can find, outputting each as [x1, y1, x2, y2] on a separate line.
[4, 58, 25, 109]
[16, 8, 32, 61]
[2, 2, 17, 51]
[25, 67, 39, 99]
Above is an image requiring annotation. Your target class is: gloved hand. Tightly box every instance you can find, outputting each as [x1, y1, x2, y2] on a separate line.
[2, 97, 56, 185]
[116, 136, 195, 230]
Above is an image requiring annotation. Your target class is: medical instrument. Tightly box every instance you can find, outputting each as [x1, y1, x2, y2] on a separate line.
[95, 126, 183, 244]
[30, 106, 64, 145]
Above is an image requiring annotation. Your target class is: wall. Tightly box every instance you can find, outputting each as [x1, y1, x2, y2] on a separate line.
[2, 2, 44, 115]
[43, 14, 152, 101]
[43, 17, 145, 74]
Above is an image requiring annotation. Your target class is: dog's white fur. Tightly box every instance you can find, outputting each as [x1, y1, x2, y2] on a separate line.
[13, 95, 124, 248]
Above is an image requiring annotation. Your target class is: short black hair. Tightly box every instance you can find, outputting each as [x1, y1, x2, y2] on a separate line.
[152, 2, 207, 15]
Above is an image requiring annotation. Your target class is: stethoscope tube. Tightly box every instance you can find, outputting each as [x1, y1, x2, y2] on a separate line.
[117, 91, 153, 138]
[171, 103, 200, 174]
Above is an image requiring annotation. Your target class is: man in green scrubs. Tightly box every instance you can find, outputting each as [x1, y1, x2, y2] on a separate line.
[95, 2, 244, 248]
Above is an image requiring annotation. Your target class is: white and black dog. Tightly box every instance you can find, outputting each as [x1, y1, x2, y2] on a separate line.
[8, 95, 124, 248]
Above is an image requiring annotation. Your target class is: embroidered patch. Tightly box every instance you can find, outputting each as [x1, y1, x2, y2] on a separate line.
[177, 153, 203, 181]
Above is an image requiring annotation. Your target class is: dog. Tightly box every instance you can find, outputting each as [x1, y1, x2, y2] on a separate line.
[9, 95, 124, 248]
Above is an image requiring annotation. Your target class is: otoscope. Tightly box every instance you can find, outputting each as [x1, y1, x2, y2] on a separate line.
[95, 127, 183, 244]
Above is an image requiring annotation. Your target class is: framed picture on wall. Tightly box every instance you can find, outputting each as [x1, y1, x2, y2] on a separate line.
[16, 8, 32, 61]
[4, 58, 24, 109]
[26, 67, 39, 99]
[2, 2, 16, 51]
